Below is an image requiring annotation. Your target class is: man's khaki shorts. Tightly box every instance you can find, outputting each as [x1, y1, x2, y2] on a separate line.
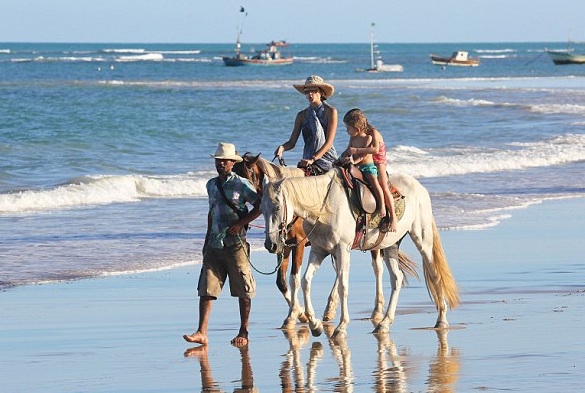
[197, 242, 256, 299]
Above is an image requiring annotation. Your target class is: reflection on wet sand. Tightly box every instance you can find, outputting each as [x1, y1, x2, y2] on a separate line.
[280, 326, 312, 392]
[279, 325, 460, 393]
[323, 323, 354, 392]
[427, 329, 460, 393]
[185, 345, 257, 393]
[373, 332, 409, 392]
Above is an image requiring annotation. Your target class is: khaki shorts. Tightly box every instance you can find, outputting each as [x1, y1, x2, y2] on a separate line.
[197, 242, 256, 299]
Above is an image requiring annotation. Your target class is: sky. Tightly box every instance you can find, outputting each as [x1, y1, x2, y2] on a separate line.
[2, 0, 583, 44]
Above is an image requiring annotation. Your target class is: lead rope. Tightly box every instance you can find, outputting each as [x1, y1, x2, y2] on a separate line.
[237, 234, 284, 275]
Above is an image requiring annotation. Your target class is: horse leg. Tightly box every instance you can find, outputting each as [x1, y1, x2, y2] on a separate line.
[322, 273, 338, 322]
[370, 249, 385, 324]
[409, 219, 451, 329]
[281, 244, 308, 329]
[374, 244, 403, 334]
[276, 247, 291, 305]
[302, 247, 328, 337]
[331, 246, 352, 339]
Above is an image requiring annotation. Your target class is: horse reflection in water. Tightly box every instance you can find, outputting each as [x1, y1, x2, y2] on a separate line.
[280, 327, 323, 393]
[427, 330, 460, 393]
[279, 325, 460, 393]
[184, 345, 257, 393]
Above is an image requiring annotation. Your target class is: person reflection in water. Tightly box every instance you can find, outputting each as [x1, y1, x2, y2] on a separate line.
[184, 345, 257, 393]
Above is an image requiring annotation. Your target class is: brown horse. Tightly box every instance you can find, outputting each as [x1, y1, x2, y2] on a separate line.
[234, 153, 418, 329]
[234, 153, 310, 324]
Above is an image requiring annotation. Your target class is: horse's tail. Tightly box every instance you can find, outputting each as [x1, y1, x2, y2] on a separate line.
[423, 219, 460, 310]
[398, 250, 420, 285]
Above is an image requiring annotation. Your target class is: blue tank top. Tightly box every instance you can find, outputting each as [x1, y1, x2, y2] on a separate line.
[301, 103, 338, 172]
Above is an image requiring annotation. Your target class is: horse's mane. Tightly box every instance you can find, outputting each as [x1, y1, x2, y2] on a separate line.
[280, 169, 342, 222]
[256, 157, 305, 181]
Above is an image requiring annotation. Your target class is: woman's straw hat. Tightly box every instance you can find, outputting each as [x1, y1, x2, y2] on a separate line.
[210, 142, 242, 162]
[293, 75, 334, 98]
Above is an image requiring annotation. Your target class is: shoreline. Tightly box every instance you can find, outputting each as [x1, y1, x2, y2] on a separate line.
[1, 197, 584, 392]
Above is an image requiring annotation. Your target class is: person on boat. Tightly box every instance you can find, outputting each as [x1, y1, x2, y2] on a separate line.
[274, 75, 338, 175]
[340, 108, 397, 232]
[183, 142, 261, 347]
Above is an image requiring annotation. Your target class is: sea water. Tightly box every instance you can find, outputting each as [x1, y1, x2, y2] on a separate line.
[0, 42, 584, 288]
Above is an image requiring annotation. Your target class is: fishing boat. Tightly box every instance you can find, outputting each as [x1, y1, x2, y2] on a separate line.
[430, 51, 480, 67]
[222, 38, 293, 66]
[545, 36, 585, 65]
[222, 7, 293, 66]
[356, 23, 403, 73]
[546, 50, 585, 65]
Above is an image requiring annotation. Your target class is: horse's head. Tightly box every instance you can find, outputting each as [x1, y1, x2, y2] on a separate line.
[233, 152, 263, 193]
[261, 180, 292, 254]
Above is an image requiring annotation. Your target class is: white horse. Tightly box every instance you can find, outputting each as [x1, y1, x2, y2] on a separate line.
[261, 167, 459, 338]
[237, 155, 416, 329]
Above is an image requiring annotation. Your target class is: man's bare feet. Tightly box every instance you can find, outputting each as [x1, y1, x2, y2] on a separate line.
[183, 331, 208, 345]
[231, 334, 248, 347]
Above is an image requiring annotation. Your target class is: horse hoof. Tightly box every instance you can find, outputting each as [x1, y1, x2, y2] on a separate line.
[372, 323, 389, 334]
[281, 318, 296, 330]
[298, 314, 309, 324]
[370, 313, 383, 325]
[332, 328, 346, 339]
[434, 321, 449, 329]
[310, 321, 323, 337]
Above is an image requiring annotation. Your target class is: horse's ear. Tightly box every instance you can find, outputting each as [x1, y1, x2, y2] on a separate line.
[250, 153, 261, 165]
[261, 176, 270, 190]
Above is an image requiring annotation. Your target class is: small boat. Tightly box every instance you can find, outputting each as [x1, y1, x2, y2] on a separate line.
[357, 23, 403, 73]
[223, 39, 293, 66]
[546, 50, 585, 65]
[546, 36, 585, 65]
[430, 51, 480, 67]
[222, 8, 293, 66]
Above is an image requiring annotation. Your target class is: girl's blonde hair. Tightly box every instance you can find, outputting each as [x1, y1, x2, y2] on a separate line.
[343, 108, 376, 133]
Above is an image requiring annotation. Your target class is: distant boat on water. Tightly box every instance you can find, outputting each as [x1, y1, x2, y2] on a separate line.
[221, 7, 292, 66]
[430, 51, 480, 67]
[222, 39, 293, 66]
[356, 23, 403, 73]
[545, 36, 585, 65]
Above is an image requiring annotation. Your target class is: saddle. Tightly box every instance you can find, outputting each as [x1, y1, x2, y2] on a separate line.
[339, 164, 405, 250]
[340, 164, 378, 214]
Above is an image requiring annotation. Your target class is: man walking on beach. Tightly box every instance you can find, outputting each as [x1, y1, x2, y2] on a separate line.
[184, 142, 261, 347]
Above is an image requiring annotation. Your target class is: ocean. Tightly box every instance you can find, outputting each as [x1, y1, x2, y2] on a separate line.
[1, 42, 584, 289]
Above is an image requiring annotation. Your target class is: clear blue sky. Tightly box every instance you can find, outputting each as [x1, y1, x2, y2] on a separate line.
[2, 0, 583, 44]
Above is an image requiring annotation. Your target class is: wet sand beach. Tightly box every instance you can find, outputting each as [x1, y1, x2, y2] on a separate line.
[1, 198, 584, 392]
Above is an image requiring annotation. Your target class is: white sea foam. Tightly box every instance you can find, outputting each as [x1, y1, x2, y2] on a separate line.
[474, 49, 516, 53]
[0, 174, 208, 214]
[102, 48, 146, 54]
[0, 49, 11, 54]
[157, 50, 201, 55]
[117, 53, 164, 62]
[478, 55, 512, 59]
[392, 133, 585, 178]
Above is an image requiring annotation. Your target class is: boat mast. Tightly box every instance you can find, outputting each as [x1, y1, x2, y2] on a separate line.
[370, 22, 375, 69]
[235, 7, 248, 56]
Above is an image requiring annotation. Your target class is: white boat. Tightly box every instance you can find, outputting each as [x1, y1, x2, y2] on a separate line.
[357, 23, 403, 73]
[430, 51, 480, 67]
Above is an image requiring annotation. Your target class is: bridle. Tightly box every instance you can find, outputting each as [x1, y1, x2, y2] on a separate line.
[267, 174, 337, 250]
